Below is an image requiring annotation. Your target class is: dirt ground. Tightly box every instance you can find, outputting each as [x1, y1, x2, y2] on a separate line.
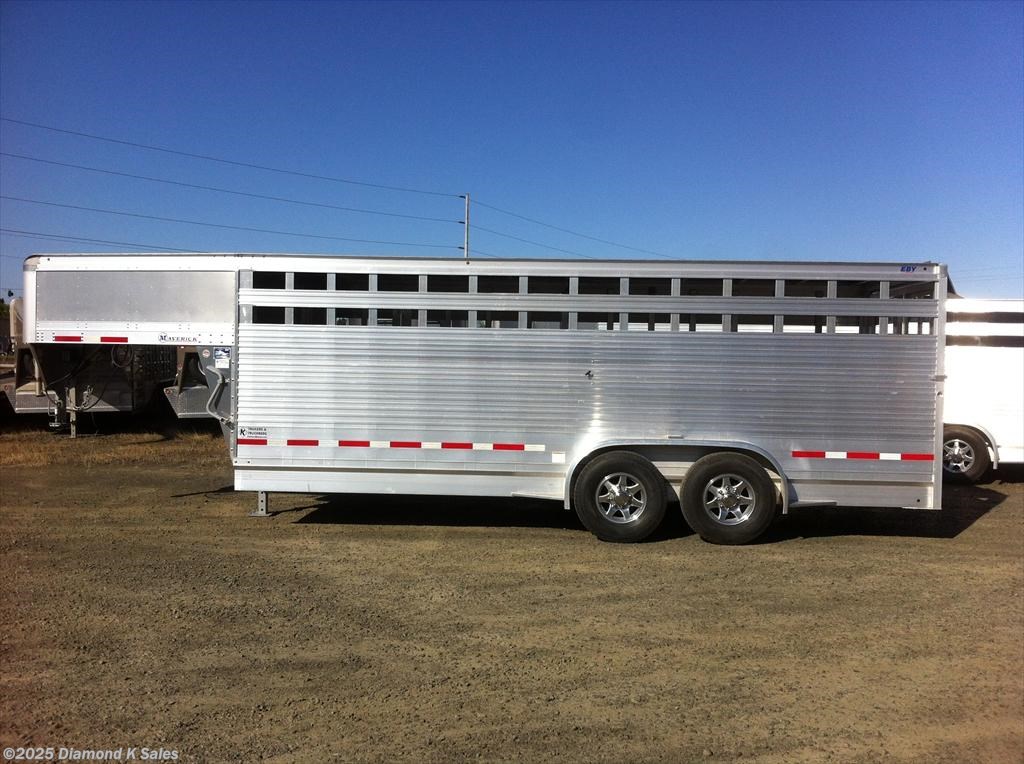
[1, 418, 1022, 763]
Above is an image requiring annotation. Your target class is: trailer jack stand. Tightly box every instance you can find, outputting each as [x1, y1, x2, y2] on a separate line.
[250, 491, 271, 518]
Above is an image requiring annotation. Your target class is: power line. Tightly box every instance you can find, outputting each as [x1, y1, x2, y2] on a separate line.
[1, 116, 459, 198]
[467, 249, 503, 258]
[0, 229, 491, 264]
[467, 248, 585, 260]
[0, 228, 196, 252]
[0, 152, 462, 224]
[2, 117, 676, 261]
[472, 224, 600, 259]
[0, 195, 457, 250]
[474, 198, 675, 259]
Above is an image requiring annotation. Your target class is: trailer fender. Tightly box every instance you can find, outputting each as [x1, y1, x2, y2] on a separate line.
[564, 439, 791, 514]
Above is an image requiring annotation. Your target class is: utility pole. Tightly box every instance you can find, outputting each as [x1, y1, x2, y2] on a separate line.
[462, 193, 470, 263]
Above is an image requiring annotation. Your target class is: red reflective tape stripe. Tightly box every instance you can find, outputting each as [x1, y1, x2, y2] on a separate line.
[100, 336, 128, 343]
[286, 439, 319, 446]
[390, 441, 422, 448]
[441, 442, 473, 449]
[54, 335, 82, 342]
[237, 438, 267, 446]
[493, 443, 526, 451]
[338, 440, 370, 447]
[794, 449, 933, 461]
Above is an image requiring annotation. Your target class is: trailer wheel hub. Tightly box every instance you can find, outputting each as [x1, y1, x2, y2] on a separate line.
[702, 474, 757, 525]
[595, 472, 647, 524]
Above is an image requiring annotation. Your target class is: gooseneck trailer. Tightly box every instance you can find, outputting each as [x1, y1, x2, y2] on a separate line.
[13, 253, 948, 544]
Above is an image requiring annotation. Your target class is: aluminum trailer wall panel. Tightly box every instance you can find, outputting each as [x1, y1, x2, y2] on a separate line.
[220, 255, 945, 515]
[232, 326, 941, 510]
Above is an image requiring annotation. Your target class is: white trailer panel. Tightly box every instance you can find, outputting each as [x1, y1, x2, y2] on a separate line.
[943, 297, 1024, 478]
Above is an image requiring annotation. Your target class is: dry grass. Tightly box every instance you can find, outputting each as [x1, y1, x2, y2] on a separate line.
[0, 428, 226, 468]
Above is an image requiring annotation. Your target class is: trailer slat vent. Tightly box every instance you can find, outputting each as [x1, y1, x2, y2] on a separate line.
[336, 273, 369, 291]
[731, 279, 775, 297]
[732, 315, 775, 333]
[253, 272, 286, 289]
[336, 309, 369, 326]
[253, 306, 286, 324]
[681, 278, 723, 296]
[476, 310, 519, 328]
[427, 275, 470, 293]
[378, 274, 419, 292]
[835, 281, 879, 298]
[782, 315, 826, 333]
[294, 307, 327, 325]
[427, 310, 469, 328]
[785, 280, 829, 298]
[678, 314, 724, 332]
[527, 312, 569, 329]
[377, 309, 418, 327]
[578, 312, 620, 330]
[889, 281, 935, 299]
[628, 313, 672, 331]
[628, 278, 671, 296]
[294, 272, 327, 290]
[477, 276, 519, 294]
[578, 277, 621, 295]
[528, 277, 570, 294]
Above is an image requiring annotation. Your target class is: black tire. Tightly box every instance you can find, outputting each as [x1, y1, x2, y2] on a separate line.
[942, 425, 991, 484]
[573, 451, 667, 542]
[680, 453, 777, 545]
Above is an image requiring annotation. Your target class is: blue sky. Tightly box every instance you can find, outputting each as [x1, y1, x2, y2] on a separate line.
[0, 0, 1021, 297]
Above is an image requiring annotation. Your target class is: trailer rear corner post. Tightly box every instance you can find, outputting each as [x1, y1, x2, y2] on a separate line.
[250, 491, 270, 518]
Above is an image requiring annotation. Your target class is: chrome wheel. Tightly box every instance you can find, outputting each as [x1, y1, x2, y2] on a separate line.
[943, 439, 975, 474]
[702, 474, 756, 526]
[595, 472, 647, 524]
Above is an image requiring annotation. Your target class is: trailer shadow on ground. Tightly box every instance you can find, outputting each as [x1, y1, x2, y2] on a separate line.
[761, 481, 1013, 542]
[291, 494, 589, 532]
[289, 493, 696, 540]
[283, 478, 1014, 543]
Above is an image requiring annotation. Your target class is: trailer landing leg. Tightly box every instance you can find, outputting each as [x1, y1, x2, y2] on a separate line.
[250, 491, 271, 518]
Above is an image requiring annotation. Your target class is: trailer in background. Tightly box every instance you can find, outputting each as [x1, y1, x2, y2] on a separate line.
[1, 261, 218, 432]
[942, 297, 1024, 482]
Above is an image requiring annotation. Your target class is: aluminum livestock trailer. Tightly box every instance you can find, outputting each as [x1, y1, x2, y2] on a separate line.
[17, 253, 948, 544]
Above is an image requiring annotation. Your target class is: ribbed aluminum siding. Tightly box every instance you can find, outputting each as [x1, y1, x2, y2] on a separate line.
[236, 326, 939, 481]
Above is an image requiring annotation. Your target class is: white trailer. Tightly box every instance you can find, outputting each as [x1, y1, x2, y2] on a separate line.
[942, 297, 1024, 481]
[18, 253, 948, 544]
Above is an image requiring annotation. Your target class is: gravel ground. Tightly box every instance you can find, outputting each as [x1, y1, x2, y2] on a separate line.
[1, 428, 1021, 762]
